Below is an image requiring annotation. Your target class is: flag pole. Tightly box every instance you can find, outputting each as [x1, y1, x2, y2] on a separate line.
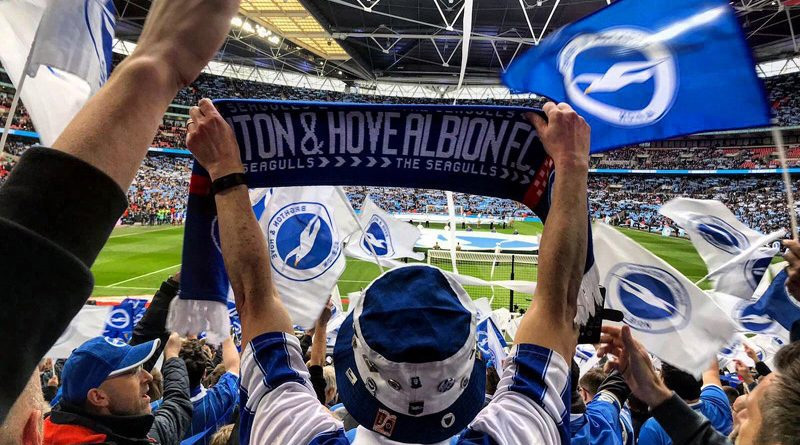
[774, 127, 798, 241]
[0, 71, 29, 154]
[336, 188, 385, 274]
[445, 191, 460, 274]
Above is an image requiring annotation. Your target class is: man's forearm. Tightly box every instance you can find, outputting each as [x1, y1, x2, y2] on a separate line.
[534, 168, 588, 317]
[214, 185, 293, 344]
[514, 165, 588, 356]
[221, 337, 240, 374]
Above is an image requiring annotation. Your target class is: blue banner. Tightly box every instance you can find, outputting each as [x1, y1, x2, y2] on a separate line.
[503, 0, 770, 153]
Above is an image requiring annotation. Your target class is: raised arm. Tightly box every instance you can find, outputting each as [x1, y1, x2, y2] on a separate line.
[184, 99, 292, 346]
[703, 359, 723, 388]
[0, 1, 238, 420]
[515, 103, 590, 360]
[221, 337, 240, 377]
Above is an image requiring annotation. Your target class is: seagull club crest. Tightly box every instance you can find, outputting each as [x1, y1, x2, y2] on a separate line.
[268, 201, 341, 282]
[606, 263, 691, 334]
[558, 27, 677, 127]
[361, 215, 394, 257]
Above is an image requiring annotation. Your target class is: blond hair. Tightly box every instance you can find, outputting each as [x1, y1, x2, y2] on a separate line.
[209, 424, 234, 445]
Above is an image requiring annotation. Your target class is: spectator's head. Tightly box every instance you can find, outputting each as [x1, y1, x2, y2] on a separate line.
[660, 363, 701, 402]
[323, 366, 337, 405]
[0, 370, 44, 445]
[578, 368, 607, 404]
[735, 341, 800, 445]
[61, 337, 160, 416]
[209, 424, 234, 445]
[179, 339, 210, 390]
[722, 385, 739, 407]
[204, 364, 227, 388]
[334, 265, 485, 443]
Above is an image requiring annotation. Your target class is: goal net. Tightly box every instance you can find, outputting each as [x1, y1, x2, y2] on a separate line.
[427, 250, 538, 311]
[424, 204, 463, 216]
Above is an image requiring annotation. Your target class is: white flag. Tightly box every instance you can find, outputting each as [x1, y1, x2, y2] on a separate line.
[708, 291, 790, 341]
[0, 0, 114, 146]
[574, 344, 601, 377]
[659, 198, 784, 299]
[593, 223, 737, 375]
[27, 0, 116, 93]
[346, 197, 424, 261]
[47, 305, 110, 359]
[263, 186, 359, 329]
[476, 317, 507, 373]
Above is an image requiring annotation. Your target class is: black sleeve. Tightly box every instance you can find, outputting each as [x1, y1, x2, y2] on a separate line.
[149, 357, 194, 445]
[651, 393, 732, 445]
[0, 148, 126, 423]
[755, 361, 772, 377]
[308, 365, 327, 405]
[596, 369, 631, 406]
[130, 278, 180, 371]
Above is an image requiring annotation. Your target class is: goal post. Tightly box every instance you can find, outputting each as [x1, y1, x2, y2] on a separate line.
[426, 250, 538, 311]
[424, 204, 463, 217]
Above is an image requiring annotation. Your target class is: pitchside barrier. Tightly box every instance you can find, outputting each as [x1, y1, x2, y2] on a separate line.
[427, 250, 538, 311]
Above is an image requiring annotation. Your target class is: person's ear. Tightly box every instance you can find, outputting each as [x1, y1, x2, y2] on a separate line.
[22, 409, 42, 445]
[86, 388, 109, 409]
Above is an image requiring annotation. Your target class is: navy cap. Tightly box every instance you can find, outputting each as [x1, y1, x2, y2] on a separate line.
[61, 336, 160, 404]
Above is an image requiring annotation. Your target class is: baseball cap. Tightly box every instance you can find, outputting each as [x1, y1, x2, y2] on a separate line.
[334, 265, 485, 444]
[61, 336, 161, 404]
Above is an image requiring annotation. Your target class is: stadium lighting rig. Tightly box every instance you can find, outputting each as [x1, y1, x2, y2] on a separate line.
[231, 16, 281, 46]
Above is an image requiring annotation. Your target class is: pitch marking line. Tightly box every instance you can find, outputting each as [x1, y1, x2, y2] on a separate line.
[95, 286, 160, 290]
[106, 264, 182, 287]
[110, 226, 181, 239]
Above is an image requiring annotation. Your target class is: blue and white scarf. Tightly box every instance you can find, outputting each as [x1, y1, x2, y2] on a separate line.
[172, 101, 600, 339]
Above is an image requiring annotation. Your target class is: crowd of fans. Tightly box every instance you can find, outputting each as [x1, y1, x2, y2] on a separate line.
[3, 140, 799, 235]
[1, 4, 799, 445]
[590, 175, 797, 234]
[590, 146, 800, 170]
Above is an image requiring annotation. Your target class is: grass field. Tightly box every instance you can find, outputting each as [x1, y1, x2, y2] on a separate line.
[91, 222, 711, 308]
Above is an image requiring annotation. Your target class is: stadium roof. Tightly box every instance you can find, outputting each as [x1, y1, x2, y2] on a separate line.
[114, 0, 800, 84]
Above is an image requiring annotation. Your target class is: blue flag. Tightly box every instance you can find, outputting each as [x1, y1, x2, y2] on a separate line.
[103, 298, 147, 342]
[503, 0, 770, 153]
[743, 267, 800, 333]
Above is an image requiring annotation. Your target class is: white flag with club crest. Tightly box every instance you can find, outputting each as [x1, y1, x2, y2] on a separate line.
[345, 196, 424, 261]
[659, 198, 784, 299]
[263, 186, 359, 329]
[593, 223, 737, 375]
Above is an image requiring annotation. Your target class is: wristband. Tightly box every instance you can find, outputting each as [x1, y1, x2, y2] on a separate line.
[211, 172, 247, 195]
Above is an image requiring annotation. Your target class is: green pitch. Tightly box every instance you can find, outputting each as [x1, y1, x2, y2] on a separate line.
[91, 223, 710, 308]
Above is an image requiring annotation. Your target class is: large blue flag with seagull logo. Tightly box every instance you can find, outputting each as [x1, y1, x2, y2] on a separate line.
[502, 0, 771, 153]
[593, 223, 736, 374]
[174, 100, 602, 339]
